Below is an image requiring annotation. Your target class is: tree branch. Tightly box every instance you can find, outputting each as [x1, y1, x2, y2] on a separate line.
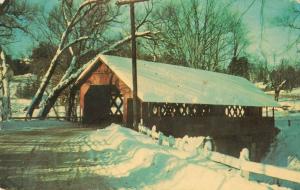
[136, 1, 153, 31]
[60, 36, 91, 53]
[59, 0, 100, 49]
[101, 31, 160, 54]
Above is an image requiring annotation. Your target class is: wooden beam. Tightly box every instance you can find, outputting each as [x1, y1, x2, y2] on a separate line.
[116, 0, 148, 5]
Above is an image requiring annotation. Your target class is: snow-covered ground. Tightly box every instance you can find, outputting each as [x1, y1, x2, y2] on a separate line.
[87, 124, 290, 190]
[266, 113, 300, 170]
[0, 121, 291, 190]
[271, 88, 300, 172]
[275, 99, 300, 116]
[273, 88, 300, 100]
[257, 86, 300, 189]
[10, 97, 68, 118]
[257, 84, 300, 182]
[254, 84, 300, 112]
[257, 111, 300, 189]
[10, 74, 72, 118]
[2, 80, 299, 189]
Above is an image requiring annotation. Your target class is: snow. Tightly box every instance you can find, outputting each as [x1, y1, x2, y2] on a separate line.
[275, 100, 300, 115]
[10, 73, 37, 99]
[255, 82, 268, 90]
[10, 98, 67, 117]
[267, 87, 300, 98]
[264, 112, 300, 167]
[9, 74, 76, 118]
[263, 92, 300, 168]
[3, 78, 300, 189]
[139, 123, 205, 151]
[0, 119, 71, 130]
[82, 124, 288, 190]
[256, 101, 300, 190]
[0, 120, 293, 189]
[98, 55, 278, 107]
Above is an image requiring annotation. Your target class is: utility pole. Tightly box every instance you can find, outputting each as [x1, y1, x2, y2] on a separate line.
[116, 0, 148, 129]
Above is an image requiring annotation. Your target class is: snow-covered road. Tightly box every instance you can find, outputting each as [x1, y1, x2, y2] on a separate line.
[0, 120, 108, 189]
[0, 121, 289, 190]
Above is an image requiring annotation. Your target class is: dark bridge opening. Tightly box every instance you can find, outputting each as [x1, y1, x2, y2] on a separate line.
[83, 85, 123, 124]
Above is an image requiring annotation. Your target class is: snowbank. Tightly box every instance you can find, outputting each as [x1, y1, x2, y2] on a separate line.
[86, 124, 288, 190]
[261, 112, 300, 189]
[0, 121, 292, 189]
[265, 114, 300, 164]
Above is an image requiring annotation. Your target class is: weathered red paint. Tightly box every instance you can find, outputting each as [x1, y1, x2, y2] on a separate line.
[79, 63, 132, 122]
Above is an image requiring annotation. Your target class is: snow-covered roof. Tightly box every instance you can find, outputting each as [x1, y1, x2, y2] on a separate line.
[93, 54, 278, 107]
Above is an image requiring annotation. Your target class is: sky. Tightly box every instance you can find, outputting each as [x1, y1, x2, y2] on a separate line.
[242, 0, 299, 62]
[4, 0, 300, 64]
[5, 0, 58, 58]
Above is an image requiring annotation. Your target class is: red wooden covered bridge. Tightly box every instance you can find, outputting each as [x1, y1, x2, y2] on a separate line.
[75, 54, 279, 160]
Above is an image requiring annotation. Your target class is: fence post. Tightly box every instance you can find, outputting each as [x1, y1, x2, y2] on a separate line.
[158, 132, 163, 145]
[138, 119, 143, 133]
[203, 136, 213, 151]
[151, 125, 157, 139]
[168, 135, 175, 147]
[240, 148, 250, 180]
[202, 136, 214, 157]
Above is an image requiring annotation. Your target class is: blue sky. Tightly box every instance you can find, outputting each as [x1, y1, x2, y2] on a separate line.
[232, 0, 298, 63]
[5, 0, 299, 63]
[5, 0, 58, 58]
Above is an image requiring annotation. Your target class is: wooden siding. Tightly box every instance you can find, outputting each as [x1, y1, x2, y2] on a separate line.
[79, 63, 132, 122]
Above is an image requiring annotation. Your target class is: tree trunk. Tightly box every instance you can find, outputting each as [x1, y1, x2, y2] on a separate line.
[1, 78, 11, 120]
[26, 52, 61, 118]
[66, 86, 77, 121]
[26, 35, 89, 118]
[37, 73, 78, 119]
[274, 88, 280, 102]
[37, 56, 100, 119]
[0, 49, 12, 121]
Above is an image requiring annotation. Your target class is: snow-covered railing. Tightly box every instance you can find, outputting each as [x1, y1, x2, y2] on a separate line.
[206, 150, 300, 184]
[138, 122, 300, 184]
[138, 123, 206, 151]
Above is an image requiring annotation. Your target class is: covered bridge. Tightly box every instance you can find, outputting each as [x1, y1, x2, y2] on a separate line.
[76, 54, 279, 160]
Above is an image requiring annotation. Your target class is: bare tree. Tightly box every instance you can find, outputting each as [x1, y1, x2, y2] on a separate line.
[145, 0, 248, 71]
[275, 1, 300, 51]
[26, 0, 158, 119]
[268, 59, 297, 101]
[26, 0, 117, 118]
[0, 0, 36, 45]
[0, 0, 36, 120]
[37, 31, 157, 119]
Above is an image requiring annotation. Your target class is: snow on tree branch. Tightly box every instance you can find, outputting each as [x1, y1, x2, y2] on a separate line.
[60, 36, 91, 53]
[101, 31, 160, 54]
[37, 30, 160, 118]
